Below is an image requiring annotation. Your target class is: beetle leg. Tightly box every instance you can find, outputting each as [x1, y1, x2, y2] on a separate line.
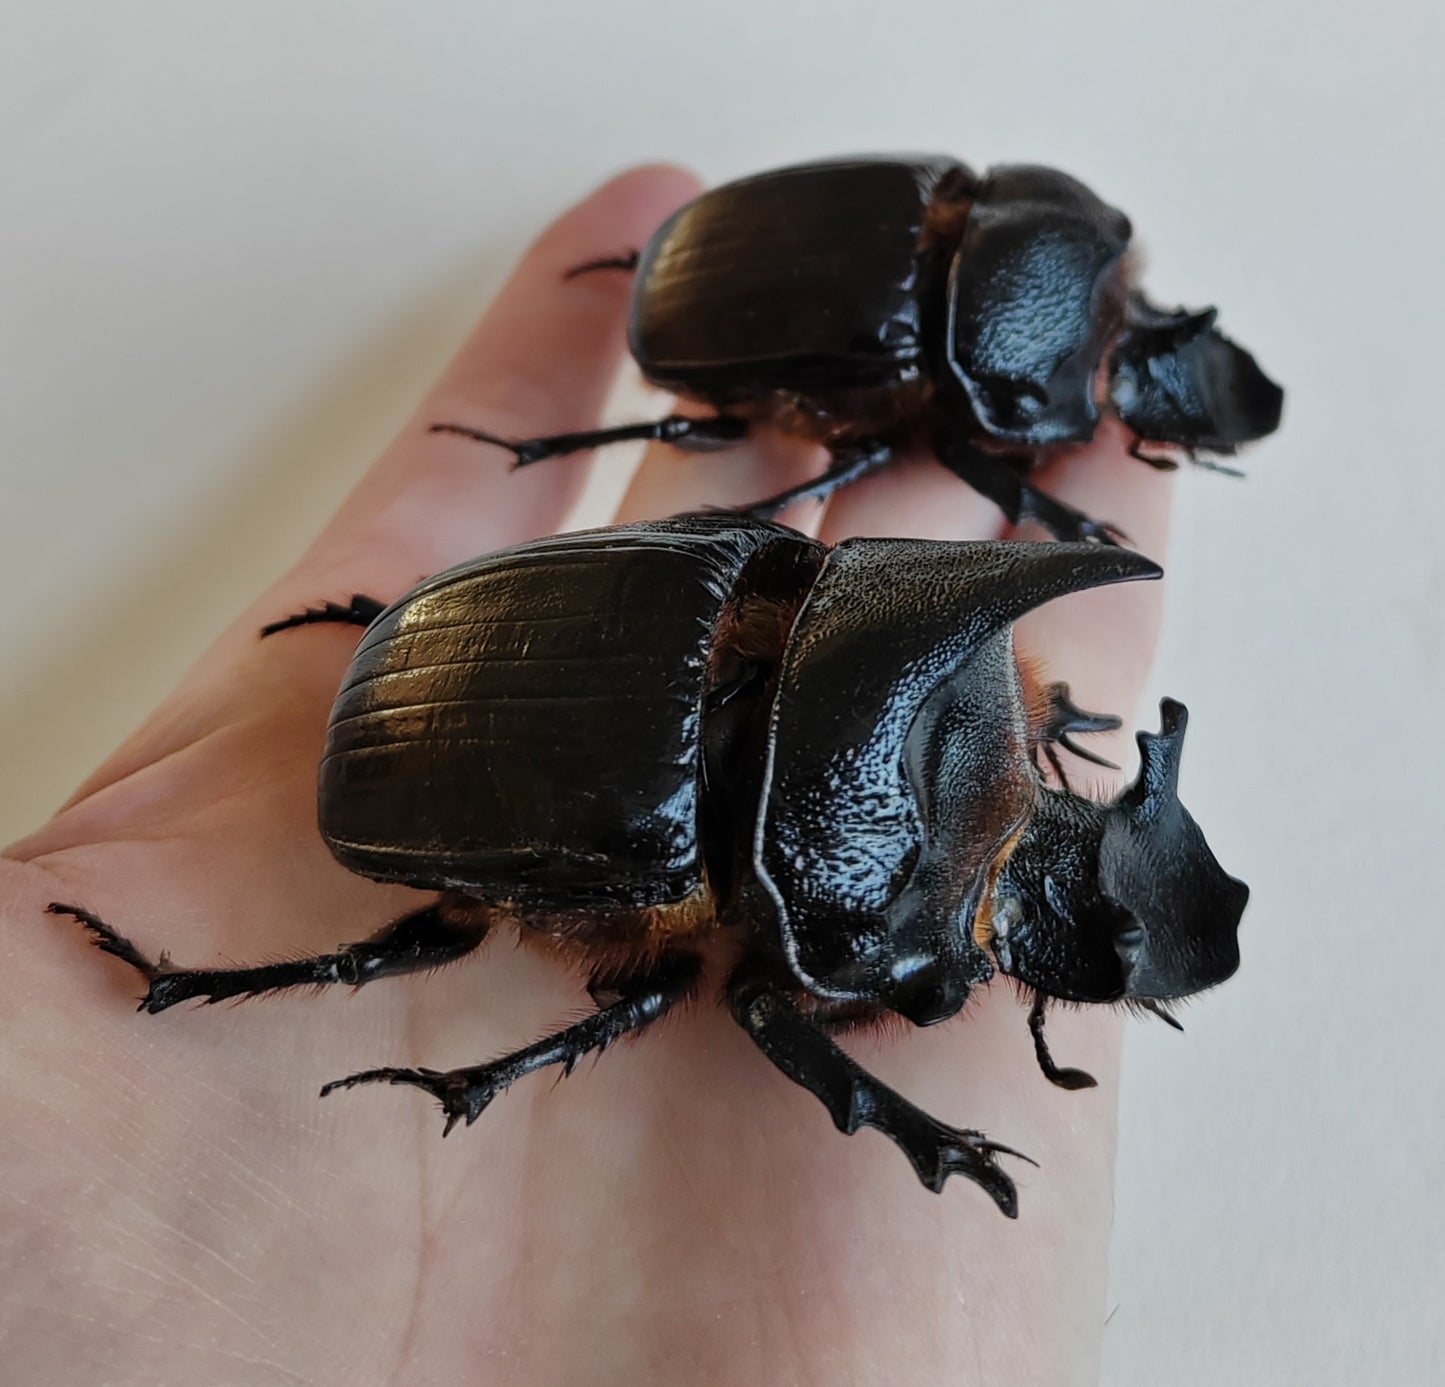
[1126, 438, 1182, 472]
[934, 441, 1129, 545]
[1185, 451, 1246, 479]
[1136, 998, 1184, 1031]
[428, 414, 750, 466]
[46, 901, 489, 1012]
[726, 971, 1029, 1215]
[1034, 681, 1122, 772]
[1027, 993, 1097, 1091]
[320, 952, 702, 1135]
[729, 439, 893, 519]
[563, 248, 640, 278]
[1038, 741, 1070, 790]
[259, 593, 386, 639]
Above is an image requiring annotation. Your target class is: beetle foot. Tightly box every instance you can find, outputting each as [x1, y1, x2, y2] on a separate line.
[1036, 682, 1122, 774]
[428, 423, 559, 466]
[50, 898, 316, 1013]
[894, 1116, 1034, 1209]
[1188, 453, 1246, 478]
[319, 1066, 500, 1135]
[47, 903, 177, 1010]
[322, 954, 702, 1132]
[49, 901, 489, 1011]
[729, 978, 1031, 1215]
[259, 594, 385, 638]
[835, 1064, 1035, 1209]
[322, 955, 702, 1134]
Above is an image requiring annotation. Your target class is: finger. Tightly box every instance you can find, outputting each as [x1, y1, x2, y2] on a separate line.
[45, 168, 703, 814]
[1015, 418, 1173, 567]
[815, 445, 1007, 543]
[292, 163, 703, 596]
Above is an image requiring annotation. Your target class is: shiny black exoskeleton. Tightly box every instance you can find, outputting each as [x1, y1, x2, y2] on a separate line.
[50, 518, 1248, 1215]
[432, 158, 1284, 543]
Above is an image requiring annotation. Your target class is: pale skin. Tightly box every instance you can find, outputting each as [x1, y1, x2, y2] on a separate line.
[0, 166, 1172, 1386]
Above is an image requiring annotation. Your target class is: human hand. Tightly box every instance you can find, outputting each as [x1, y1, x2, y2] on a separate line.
[1, 165, 1171, 1386]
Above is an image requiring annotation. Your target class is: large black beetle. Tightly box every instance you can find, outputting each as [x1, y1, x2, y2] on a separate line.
[432, 158, 1284, 542]
[50, 517, 1247, 1215]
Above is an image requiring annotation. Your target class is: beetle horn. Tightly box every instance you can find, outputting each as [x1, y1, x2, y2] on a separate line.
[767, 539, 1160, 790]
[1099, 699, 1249, 999]
[783, 538, 1161, 698]
[756, 539, 1160, 1006]
[917, 539, 1163, 641]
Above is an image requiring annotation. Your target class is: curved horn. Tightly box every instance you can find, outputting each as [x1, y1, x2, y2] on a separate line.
[756, 539, 1159, 1001]
[776, 539, 1160, 732]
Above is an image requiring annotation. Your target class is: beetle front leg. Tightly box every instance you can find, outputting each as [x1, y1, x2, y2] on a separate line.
[934, 440, 1128, 546]
[726, 970, 1029, 1214]
[428, 414, 750, 466]
[1033, 681, 1122, 785]
[321, 952, 702, 1135]
[46, 900, 489, 1012]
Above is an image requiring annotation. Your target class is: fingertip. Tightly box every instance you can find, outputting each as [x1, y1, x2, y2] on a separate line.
[430, 162, 702, 412]
[1013, 421, 1175, 741]
[520, 162, 705, 288]
[304, 166, 705, 587]
[576, 162, 706, 224]
[1021, 418, 1174, 565]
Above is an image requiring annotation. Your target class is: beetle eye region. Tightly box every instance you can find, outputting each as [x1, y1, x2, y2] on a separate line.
[1114, 922, 1145, 953]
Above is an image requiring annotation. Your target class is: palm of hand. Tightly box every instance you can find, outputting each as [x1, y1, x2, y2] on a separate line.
[3, 167, 1169, 1386]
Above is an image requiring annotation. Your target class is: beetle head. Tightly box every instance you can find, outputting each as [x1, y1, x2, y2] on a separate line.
[989, 700, 1247, 1004]
[1109, 293, 1283, 451]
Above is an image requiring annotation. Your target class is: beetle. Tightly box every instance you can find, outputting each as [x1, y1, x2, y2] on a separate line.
[50, 516, 1247, 1215]
[430, 157, 1284, 543]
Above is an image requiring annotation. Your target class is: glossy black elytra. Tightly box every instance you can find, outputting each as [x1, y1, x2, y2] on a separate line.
[430, 157, 1284, 543]
[50, 517, 1248, 1216]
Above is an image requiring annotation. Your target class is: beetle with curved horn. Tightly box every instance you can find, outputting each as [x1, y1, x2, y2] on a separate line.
[50, 517, 1247, 1216]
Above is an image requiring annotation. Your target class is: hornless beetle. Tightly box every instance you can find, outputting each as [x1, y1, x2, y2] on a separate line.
[431, 157, 1284, 544]
[50, 517, 1247, 1215]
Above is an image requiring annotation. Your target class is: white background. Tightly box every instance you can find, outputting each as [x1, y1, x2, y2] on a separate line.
[3, 3, 1442, 1382]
